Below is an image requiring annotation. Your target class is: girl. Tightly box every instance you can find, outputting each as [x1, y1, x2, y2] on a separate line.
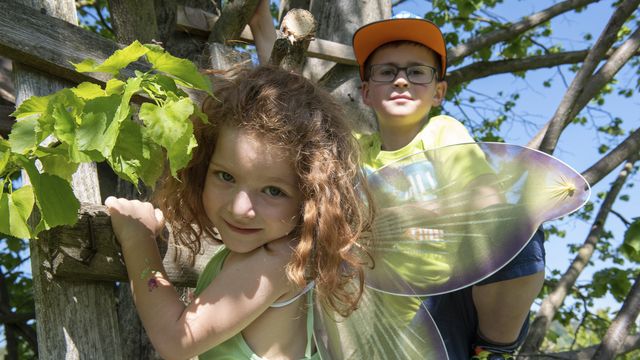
[106, 66, 372, 360]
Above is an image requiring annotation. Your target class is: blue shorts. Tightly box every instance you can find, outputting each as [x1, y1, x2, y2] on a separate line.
[422, 229, 545, 359]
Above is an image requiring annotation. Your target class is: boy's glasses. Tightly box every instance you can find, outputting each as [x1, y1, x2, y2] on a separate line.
[369, 64, 437, 84]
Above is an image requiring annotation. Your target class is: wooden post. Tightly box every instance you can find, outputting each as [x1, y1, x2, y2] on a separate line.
[13, 1, 123, 358]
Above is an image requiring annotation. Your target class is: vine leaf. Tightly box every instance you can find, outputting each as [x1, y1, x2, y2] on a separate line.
[73, 41, 149, 75]
[0, 185, 34, 239]
[108, 120, 163, 187]
[8, 116, 39, 155]
[20, 159, 79, 234]
[2, 41, 209, 240]
[138, 98, 196, 177]
[144, 44, 213, 94]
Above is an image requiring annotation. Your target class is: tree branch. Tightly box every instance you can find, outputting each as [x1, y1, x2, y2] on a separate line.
[448, 0, 599, 63]
[521, 156, 638, 356]
[610, 209, 632, 226]
[528, 25, 640, 151]
[571, 26, 640, 118]
[592, 272, 640, 358]
[448, 50, 587, 88]
[208, 0, 260, 44]
[528, 334, 640, 359]
[582, 128, 640, 186]
[536, 0, 640, 154]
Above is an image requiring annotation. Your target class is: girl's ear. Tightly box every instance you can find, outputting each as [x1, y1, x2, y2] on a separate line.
[432, 80, 448, 106]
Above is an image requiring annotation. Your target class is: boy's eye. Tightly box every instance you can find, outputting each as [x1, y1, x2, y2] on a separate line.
[263, 186, 285, 197]
[408, 67, 427, 76]
[216, 171, 234, 182]
[376, 66, 397, 76]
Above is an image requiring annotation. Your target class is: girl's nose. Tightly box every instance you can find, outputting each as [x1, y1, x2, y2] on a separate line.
[230, 190, 256, 218]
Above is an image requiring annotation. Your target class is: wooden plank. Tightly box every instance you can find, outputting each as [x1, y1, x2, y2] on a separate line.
[0, 0, 149, 86]
[176, 5, 357, 65]
[44, 204, 219, 287]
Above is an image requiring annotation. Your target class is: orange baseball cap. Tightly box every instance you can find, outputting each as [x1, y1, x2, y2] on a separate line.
[352, 15, 447, 81]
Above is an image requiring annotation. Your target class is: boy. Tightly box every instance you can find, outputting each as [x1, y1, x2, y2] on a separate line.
[352, 13, 546, 360]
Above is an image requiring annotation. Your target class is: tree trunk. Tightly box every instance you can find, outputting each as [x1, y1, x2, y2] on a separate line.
[14, 1, 123, 359]
[305, 0, 391, 133]
[108, 0, 159, 44]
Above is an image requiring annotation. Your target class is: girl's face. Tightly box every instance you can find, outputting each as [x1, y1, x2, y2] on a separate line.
[202, 126, 303, 253]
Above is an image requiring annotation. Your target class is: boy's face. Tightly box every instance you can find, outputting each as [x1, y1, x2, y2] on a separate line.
[361, 43, 447, 131]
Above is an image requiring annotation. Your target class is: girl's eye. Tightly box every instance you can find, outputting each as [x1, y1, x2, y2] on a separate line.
[264, 186, 285, 197]
[216, 171, 234, 182]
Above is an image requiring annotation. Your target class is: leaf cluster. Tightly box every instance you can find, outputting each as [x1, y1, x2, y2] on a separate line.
[0, 41, 212, 240]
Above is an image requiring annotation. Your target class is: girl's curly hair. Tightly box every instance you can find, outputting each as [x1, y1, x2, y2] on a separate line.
[154, 65, 373, 316]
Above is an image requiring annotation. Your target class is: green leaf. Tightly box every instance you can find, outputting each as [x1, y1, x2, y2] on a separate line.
[138, 98, 196, 176]
[98, 77, 142, 158]
[0, 186, 34, 239]
[109, 120, 164, 187]
[0, 138, 11, 174]
[8, 116, 39, 154]
[10, 94, 52, 120]
[144, 44, 213, 94]
[21, 159, 80, 232]
[105, 79, 126, 95]
[76, 112, 107, 151]
[72, 82, 106, 99]
[39, 153, 79, 182]
[620, 220, 640, 262]
[73, 41, 149, 76]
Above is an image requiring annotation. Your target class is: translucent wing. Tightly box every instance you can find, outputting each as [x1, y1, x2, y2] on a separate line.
[314, 142, 589, 359]
[314, 285, 448, 359]
[363, 142, 590, 296]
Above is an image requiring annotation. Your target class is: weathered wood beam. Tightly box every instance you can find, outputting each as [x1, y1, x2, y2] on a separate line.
[176, 5, 357, 65]
[43, 204, 219, 287]
[0, 0, 149, 86]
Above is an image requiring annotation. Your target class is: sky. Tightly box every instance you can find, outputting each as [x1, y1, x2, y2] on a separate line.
[392, 0, 639, 313]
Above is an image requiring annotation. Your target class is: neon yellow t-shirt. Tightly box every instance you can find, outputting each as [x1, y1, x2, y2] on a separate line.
[356, 115, 493, 324]
[357, 115, 492, 186]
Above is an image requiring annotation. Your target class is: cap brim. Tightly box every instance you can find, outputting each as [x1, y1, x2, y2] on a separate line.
[353, 18, 447, 80]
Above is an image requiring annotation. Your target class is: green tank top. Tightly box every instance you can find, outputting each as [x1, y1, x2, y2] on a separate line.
[195, 247, 319, 360]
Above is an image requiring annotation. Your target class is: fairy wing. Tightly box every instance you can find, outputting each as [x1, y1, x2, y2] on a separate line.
[314, 142, 590, 359]
[314, 285, 448, 359]
[363, 142, 589, 296]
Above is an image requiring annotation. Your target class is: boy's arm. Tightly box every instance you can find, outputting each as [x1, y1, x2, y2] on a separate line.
[249, 0, 277, 64]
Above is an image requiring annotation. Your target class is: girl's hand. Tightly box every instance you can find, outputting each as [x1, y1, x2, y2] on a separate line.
[105, 197, 165, 250]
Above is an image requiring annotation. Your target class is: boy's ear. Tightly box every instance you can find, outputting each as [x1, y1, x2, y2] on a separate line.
[432, 80, 448, 106]
[361, 81, 372, 105]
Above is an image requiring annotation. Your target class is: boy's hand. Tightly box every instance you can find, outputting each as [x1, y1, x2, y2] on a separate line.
[105, 197, 165, 250]
[248, 0, 276, 64]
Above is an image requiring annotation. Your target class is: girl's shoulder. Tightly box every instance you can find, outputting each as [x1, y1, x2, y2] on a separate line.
[223, 238, 295, 286]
